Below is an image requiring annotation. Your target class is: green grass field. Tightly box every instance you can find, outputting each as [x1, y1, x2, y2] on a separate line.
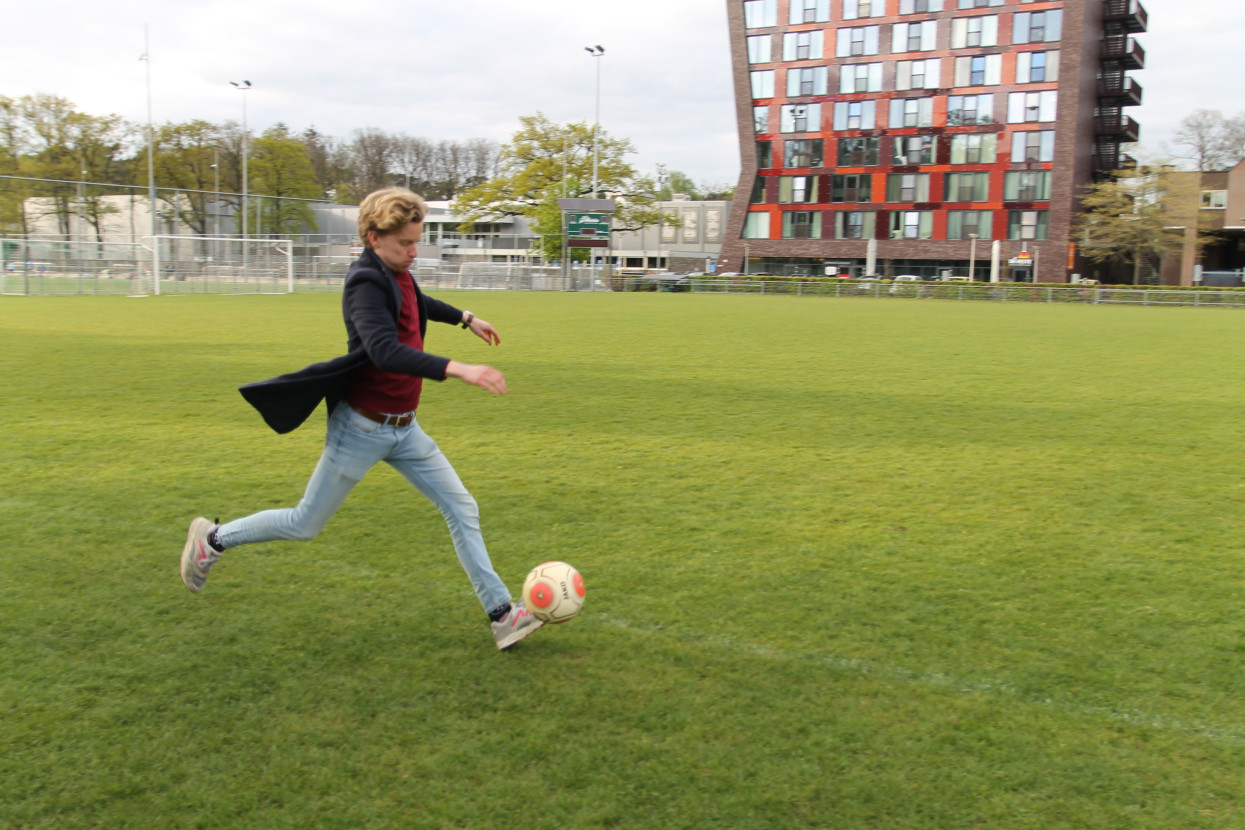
[2, 291, 1244, 829]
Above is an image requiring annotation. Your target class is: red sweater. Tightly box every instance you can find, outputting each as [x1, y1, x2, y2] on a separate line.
[345, 270, 422, 413]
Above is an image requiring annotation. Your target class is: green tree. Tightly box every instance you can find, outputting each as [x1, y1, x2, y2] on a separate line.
[248, 125, 321, 236]
[1075, 164, 1211, 284]
[0, 96, 33, 236]
[452, 112, 663, 256]
[151, 120, 222, 239]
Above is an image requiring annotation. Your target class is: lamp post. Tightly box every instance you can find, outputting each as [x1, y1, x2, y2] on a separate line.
[584, 45, 604, 198]
[968, 233, 979, 282]
[210, 148, 220, 265]
[655, 162, 666, 271]
[141, 24, 159, 294]
[230, 80, 252, 276]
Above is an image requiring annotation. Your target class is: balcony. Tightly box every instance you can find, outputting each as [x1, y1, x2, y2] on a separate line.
[1094, 112, 1141, 142]
[1103, 0, 1148, 33]
[1102, 35, 1145, 69]
[1098, 73, 1143, 106]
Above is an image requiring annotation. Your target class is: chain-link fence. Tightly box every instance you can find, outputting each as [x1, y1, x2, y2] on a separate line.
[681, 279, 1245, 308]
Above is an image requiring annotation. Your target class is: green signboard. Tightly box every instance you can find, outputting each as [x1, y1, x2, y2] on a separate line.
[567, 212, 610, 240]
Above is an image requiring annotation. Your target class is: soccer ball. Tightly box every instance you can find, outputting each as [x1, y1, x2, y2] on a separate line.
[522, 561, 586, 624]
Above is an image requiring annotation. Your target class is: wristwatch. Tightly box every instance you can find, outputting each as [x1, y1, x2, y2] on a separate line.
[461, 311, 475, 329]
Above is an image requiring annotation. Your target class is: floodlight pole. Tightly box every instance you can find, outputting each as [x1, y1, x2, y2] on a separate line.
[584, 46, 604, 198]
[969, 233, 978, 282]
[231, 80, 252, 276]
[142, 25, 160, 294]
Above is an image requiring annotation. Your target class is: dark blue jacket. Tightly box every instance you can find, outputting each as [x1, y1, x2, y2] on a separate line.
[239, 248, 463, 434]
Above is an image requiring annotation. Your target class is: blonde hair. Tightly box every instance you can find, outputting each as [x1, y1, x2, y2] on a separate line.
[357, 187, 428, 247]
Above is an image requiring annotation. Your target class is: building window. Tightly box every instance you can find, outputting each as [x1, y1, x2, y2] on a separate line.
[836, 26, 881, 57]
[781, 103, 821, 132]
[947, 94, 993, 125]
[742, 211, 771, 238]
[1008, 210, 1048, 240]
[1202, 190, 1228, 209]
[1011, 130, 1055, 162]
[896, 58, 942, 91]
[900, 0, 944, 12]
[839, 63, 883, 94]
[1004, 171, 1051, 201]
[757, 141, 773, 169]
[1016, 51, 1059, 83]
[1014, 11, 1063, 44]
[889, 210, 934, 239]
[843, 0, 882, 19]
[788, 0, 830, 23]
[835, 210, 876, 238]
[893, 135, 936, 165]
[831, 174, 872, 203]
[838, 136, 880, 166]
[946, 172, 990, 202]
[750, 70, 775, 99]
[1007, 91, 1057, 123]
[951, 15, 998, 48]
[957, 0, 1002, 7]
[889, 97, 935, 128]
[782, 210, 822, 239]
[754, 106, 769, 135]
[954, 54, 1001, 87]
[949, 133, 998, 164]
[790, 66, 829, 96]
[947, 210, 993, 239]
[833, 100, 877, 130]
[886, 173, 931, 202]
[779, 176, 818, 204]
[893, 21, 938, 53]
[743, 0, 777, 29]
[784, 30, 824, 61]
[784, 138, 824, 168]
[750, 177, 767, 204]
[746, 35, 772, 64]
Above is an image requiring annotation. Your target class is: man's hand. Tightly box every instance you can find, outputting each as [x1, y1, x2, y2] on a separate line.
[445, 360, 507, 395]
[466, 316, 501, 346]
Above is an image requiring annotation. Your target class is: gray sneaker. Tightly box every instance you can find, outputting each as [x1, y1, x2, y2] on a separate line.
[180, 517, 221, 593]
[491, 603, 543, 650]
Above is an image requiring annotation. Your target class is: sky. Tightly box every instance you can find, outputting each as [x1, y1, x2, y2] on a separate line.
[0, 0, 1241, 191]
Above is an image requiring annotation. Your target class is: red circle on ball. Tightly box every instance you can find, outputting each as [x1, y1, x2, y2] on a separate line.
[572, 573, 586, 598]
[529, 581, 555, 609]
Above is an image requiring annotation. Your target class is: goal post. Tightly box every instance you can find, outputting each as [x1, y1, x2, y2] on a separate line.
[147, 235, 294, 295]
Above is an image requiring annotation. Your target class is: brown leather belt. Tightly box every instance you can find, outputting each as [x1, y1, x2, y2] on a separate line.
[350, 403, 415, 428]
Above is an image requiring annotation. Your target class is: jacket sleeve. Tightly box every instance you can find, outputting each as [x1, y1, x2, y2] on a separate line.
[343, 275, 452, 380]
[422, 293, 464, 326]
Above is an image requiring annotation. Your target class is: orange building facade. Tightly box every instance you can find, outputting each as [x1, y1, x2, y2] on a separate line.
[719, 0, 1147, 283]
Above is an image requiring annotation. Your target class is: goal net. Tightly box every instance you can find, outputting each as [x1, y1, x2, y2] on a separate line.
[150, 236, 293, 295]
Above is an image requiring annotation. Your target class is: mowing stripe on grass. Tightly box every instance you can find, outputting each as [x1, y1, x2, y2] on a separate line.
[596, 612, 1245, 747]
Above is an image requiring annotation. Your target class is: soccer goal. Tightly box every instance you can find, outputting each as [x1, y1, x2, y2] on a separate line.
[148, 236, 293, 296]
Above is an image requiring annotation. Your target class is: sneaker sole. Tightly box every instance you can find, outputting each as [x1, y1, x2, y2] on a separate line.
[179, 517, 214, 593]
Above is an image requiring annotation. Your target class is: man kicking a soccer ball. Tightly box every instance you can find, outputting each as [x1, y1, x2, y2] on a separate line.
[179, 186, 541, 651]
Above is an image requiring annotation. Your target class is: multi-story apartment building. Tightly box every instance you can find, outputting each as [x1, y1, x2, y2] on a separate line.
[719, 0, 1147, 283]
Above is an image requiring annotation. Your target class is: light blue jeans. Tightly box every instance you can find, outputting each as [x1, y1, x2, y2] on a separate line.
[217, 402, 511, 613]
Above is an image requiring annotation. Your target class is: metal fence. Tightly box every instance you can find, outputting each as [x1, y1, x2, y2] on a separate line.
[4, 233, 1245, 308]
[680, 279, 1245, 308]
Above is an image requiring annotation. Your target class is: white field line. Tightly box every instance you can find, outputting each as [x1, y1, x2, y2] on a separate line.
[595, 613, 1245, 746]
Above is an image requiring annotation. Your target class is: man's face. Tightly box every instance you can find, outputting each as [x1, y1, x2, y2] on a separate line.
[368, 220, 423, 273]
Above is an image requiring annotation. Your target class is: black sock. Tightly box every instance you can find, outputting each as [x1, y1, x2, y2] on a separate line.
[207, 527, 225, 553]
[487, 602, 512, 623]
